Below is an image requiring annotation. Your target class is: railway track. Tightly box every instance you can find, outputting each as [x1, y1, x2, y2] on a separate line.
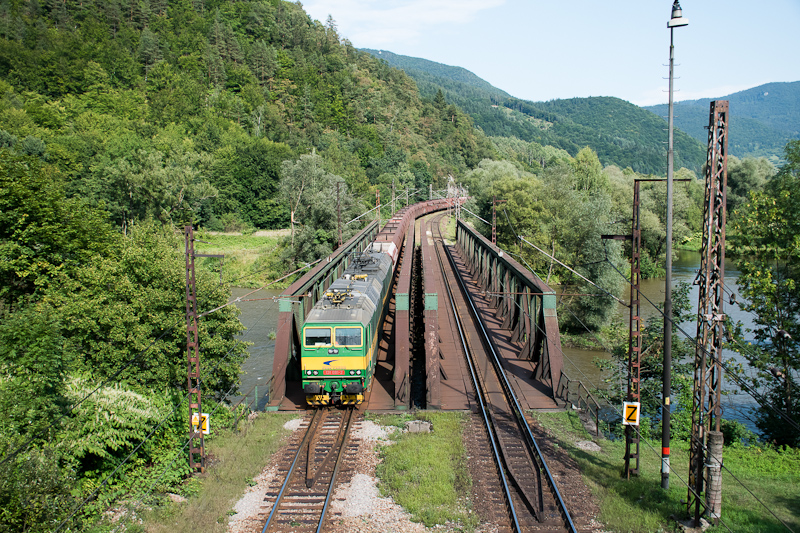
[259, 408, 358, 533]
[428, 214, 577, 533]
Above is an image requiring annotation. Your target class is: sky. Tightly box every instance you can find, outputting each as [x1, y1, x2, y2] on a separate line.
[303, 0, 800, 107]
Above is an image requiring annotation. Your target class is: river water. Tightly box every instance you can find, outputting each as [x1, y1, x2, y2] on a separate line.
[231, 251, 759, 430]
[562, 249, 760, 431]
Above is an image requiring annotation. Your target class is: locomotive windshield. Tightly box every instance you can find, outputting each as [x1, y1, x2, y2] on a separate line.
[334, 327, 362, 347]
[304, 327, 331, 347]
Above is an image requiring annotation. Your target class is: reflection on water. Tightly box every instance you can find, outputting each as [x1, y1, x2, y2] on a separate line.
[563, 250, 761, 433]
[229, 287, 282, 410]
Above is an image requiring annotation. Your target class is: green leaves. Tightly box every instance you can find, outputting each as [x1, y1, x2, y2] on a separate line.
[0, 151, 115, 307]
[729, 140, 800, 446]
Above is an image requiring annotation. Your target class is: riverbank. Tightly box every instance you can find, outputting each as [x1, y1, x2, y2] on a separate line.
[194, 229, 289, 288]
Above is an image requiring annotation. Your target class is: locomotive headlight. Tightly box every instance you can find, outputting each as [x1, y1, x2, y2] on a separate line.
[356, 370, 361, 375]
[306, 370, 312, 375]
[313, 370, 319, 376]
[349, 370, 355, 375]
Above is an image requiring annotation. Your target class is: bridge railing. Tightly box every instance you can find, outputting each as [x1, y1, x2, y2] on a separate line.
[455, 220, 563, 393]
[555, 371, 604, 437]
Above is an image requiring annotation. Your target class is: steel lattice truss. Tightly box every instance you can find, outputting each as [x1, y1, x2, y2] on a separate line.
[185, 226, 205, 473]
[624, 181, 643, 477]
[688, 100, 729, 522]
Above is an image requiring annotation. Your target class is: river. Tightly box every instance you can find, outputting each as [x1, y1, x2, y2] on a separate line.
[562, 249, 760, 432]
[230, 250, 760, 430]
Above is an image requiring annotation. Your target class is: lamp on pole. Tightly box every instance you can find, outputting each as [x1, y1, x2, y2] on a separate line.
[662, 0, 688, 491]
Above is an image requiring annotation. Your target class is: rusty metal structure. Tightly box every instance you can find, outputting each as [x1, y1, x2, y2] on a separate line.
[421, 222, 440, 409]
[688, 100, 729, 524]
[184, 226, 204, 473]
[268, 199, 461, 410]
[456, 221, 563, 393]
[625, 180, 644, 477]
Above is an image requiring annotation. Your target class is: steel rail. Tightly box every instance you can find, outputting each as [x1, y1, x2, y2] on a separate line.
[316, 408, 356, 533]
[440, 221, 578, 533]
[261, 409, 323, 533]
[430, 216, 523, 533]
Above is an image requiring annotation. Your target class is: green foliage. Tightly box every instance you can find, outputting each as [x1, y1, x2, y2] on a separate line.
[280, 152, 361, 264]
[42, 222, 247, 396]
[0, 0, 494, 238]
[725, 155, 775, 212]
[0, 444, 79, 533]
[596, 283, 695, 438]
[462, 151, 626, 331]
[0, 150, 115, 308]
[729, 140, 800, 446]
[0, 303, 73, 439]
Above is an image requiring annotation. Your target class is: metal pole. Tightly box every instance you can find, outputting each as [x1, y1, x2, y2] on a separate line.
[662, 24, 676, 491]
[185, 226, 205, 473]
[492, 196, 497, 245]
[337, 182, 342, 248]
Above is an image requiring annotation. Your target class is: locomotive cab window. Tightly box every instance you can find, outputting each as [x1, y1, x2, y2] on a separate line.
[304, 327, 332, 347]
[334, 327, 362, 347]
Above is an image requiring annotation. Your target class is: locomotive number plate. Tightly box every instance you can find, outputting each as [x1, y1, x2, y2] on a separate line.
[323, 369, 345, 376]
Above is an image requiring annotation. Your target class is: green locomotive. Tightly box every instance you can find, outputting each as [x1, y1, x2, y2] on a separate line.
[301, 249, 394, 406]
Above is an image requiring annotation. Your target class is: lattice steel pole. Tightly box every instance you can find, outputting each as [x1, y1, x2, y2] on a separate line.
[625, 180, 644, 478]
[688, 100, 728, 525]
[185, 226, 205, 473]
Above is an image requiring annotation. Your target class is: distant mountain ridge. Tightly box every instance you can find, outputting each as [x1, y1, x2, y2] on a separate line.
[365, 49, 798, 171]
[644, 81, 800, 163]
[364, 48, 705, 175]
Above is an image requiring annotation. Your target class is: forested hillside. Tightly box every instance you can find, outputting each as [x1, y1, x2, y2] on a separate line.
[0, 2, 499, 530]
[364, 48, 706, 175]
[644, 81, 800, 163]
[0, 0, 494, 233]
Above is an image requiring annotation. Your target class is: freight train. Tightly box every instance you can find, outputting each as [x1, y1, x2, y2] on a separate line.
[300, 198, 463, 406]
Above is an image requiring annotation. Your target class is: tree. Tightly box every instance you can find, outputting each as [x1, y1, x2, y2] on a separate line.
[725, 155, 774, 212]
[0, 152, 116, 309]
[41, 222, 248, 397]
[279, 153, 359, 264]
[729, 140, 800, 446]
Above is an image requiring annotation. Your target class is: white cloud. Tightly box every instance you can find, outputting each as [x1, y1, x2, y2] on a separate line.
[304, 0, 505, 47]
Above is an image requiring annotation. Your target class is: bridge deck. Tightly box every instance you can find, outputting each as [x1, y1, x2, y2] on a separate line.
[272, 216, 562, 413]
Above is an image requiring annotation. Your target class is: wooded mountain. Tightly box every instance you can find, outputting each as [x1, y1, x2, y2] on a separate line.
[0, 1, 495, 231]
[363, 48, 706, 175]
[644, 81, 800, 163]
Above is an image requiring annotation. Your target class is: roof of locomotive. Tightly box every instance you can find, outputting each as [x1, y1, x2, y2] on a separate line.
[304, 250, 393, 328]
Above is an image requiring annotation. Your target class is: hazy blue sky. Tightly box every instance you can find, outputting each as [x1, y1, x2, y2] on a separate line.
[303, 0, 800, 106]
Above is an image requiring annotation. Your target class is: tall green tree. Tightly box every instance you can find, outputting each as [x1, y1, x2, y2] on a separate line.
[0, 151, 116, 309]
[279, 152, 360, 264]
[730, 140, 800, 446]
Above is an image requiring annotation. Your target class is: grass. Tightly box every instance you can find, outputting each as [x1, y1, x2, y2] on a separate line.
[193, 230, 287, 288]
[532, 411, 800, 532]
[141, 412, 298, 533]
[372, 412, 480, 530]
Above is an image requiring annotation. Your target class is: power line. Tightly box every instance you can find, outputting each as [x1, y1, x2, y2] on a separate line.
[602, 256, 800, 435]
[0, 321, 181, 466]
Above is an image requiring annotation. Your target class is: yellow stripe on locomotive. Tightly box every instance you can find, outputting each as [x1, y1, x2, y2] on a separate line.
[301, 324, 370, 405]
